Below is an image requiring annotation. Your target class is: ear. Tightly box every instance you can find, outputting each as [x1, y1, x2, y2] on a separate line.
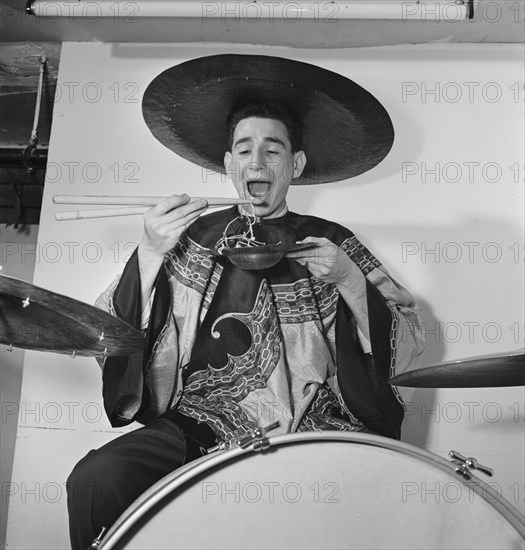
[224, 151, 232, 174]
[292, 151, 306, 180]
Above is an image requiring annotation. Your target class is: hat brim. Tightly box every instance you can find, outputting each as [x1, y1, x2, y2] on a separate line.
[142, 54, 394, 185]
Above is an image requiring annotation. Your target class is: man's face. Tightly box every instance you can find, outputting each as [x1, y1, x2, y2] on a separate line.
[224, 117, 306, 219]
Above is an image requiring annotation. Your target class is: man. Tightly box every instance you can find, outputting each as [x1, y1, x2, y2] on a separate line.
[67, 57, 424, 549]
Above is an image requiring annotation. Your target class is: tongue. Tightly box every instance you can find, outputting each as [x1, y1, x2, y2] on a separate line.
[248, 182, 270, 198]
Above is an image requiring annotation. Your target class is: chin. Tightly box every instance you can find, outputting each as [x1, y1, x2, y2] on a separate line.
[252, 205, 268, 215]
[255, 206, 282, 219]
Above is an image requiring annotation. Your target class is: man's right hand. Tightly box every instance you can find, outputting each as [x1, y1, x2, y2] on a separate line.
[137, 194, 208, 306]
[140, 194, 208, 258]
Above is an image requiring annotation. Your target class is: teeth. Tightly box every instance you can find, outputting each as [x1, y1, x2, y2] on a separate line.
[247, 181, 270, 198]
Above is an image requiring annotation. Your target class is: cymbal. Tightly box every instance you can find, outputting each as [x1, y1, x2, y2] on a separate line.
[389, 351, 525, 388]
[0, 274, 145, 357]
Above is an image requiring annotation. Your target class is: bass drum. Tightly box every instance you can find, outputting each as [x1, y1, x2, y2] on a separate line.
[99, 432, 525, 549]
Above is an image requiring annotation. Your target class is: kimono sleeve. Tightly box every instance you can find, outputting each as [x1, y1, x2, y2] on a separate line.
[93, 248, 179, 427]
[335, 235, 425, 438]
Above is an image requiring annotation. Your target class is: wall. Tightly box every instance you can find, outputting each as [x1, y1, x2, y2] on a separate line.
[5, 42, 524, 549]
[0, 224, 39, 550]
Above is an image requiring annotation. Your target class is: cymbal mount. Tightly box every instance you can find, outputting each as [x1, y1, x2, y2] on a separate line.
[236, 421, 280, 451]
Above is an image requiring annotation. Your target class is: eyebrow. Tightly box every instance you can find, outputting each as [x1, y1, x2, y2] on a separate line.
[233, 136, 287, 148]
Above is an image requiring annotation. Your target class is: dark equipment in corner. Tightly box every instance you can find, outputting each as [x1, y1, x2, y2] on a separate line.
[0, 54, 54, 226]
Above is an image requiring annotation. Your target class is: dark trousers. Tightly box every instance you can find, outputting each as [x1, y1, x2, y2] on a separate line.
[66, 411, 216, 550]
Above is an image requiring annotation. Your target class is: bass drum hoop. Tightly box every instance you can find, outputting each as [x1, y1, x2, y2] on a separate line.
[99, 431, 525, 549]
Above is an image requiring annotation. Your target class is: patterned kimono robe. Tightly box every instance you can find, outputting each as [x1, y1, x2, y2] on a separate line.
[96, 207, 424, 441]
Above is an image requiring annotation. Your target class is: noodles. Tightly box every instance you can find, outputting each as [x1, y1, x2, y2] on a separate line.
[215, 200, 266, 253]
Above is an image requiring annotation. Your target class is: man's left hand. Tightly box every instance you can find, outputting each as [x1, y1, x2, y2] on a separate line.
[287, 236, 370, 340]
[286, 237, 362, 287]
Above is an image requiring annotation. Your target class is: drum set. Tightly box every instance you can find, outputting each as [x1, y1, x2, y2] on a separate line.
[1, 272, 524, 549]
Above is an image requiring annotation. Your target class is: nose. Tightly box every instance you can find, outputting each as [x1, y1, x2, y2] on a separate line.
[245, 150, 265, 179]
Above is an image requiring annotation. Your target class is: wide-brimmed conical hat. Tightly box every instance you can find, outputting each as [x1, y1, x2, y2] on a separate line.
[142, 54, 394, 185]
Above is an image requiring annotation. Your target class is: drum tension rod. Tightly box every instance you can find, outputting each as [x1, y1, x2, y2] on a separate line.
[449, 450, 494, 480]
[88, 526, 107, 550]
[208, 421, 280, 453]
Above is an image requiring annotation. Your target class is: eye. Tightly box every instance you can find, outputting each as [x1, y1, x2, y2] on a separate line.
[267, 150, 279, 155]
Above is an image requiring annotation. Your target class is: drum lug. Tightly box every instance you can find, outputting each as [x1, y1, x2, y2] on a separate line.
[449, 450, 494, 479]
[453, 464, 473, 480]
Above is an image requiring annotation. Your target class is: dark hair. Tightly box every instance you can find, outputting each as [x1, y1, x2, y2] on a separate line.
[227, 101, 303, 152]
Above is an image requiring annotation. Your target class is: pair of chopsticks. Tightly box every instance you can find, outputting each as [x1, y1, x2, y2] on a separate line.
[53, 195, 251, 221]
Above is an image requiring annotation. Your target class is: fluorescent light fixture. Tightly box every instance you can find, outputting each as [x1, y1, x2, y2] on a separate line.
[27, 1, 476, 21]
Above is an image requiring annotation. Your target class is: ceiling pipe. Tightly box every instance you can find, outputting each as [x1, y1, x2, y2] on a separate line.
[26, 1, 474, 21]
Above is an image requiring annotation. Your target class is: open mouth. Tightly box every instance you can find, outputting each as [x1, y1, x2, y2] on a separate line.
[247, 180, 271, 199]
